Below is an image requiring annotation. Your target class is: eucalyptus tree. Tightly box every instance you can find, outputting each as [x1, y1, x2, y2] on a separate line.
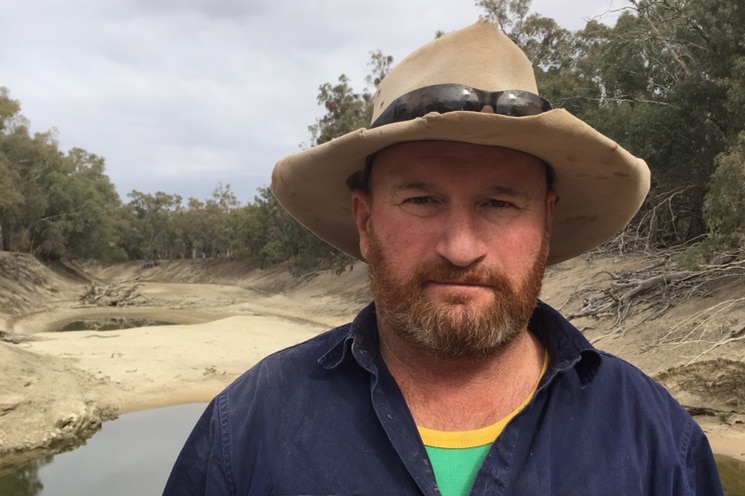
[703, 132, 745, 250]
[0, 128, 66, 255]
[0, 88, 124, 259]
[476, 0, 745, 248]
[125, 190, 184, 261]
[40, 148, 124, 261]
[584, 0, 745, 243]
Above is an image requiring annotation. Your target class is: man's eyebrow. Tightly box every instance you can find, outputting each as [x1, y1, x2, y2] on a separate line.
[391, 182, 530, 198]
[391, 180, 434, 192]
[483, 185, 526, 198]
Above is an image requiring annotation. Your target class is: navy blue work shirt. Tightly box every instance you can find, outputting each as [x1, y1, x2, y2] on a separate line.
[163, 302, 723, 495]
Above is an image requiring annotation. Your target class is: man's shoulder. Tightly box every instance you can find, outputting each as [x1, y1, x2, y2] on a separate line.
[596, 350, 670, 394]
[590, 350, 695, 423]
[215, 322, 357, 401]
[536, 302, 693, 421]
[265, 323, 351, 361]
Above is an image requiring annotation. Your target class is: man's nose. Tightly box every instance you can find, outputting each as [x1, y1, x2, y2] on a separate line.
[434, 207, 488, 267]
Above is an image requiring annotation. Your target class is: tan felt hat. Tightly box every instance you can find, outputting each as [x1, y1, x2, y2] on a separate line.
[272, 20, 650, 265]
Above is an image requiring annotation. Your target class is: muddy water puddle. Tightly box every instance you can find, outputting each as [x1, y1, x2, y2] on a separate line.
[0, 403, 205, 496]
[57, 317, 175, 332]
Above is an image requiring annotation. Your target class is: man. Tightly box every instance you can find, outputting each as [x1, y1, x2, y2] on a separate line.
[164, 21, 723, 495]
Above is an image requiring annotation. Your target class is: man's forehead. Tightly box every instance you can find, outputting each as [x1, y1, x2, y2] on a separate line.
[366, 140, 552, 191]
[372, 142, 545, 178]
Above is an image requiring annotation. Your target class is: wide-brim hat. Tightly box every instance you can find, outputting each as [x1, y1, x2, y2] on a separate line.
[272, 20, 650, 265]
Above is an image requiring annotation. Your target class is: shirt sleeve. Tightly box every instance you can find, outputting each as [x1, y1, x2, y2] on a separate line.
[684, 421, 725, 496]
[162, 398, 234, 496]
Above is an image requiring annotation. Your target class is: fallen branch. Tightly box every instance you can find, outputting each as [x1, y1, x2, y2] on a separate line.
[685, 334, 745, 366]
[80, 282, 146, 307]
[565, 254, 745, 329]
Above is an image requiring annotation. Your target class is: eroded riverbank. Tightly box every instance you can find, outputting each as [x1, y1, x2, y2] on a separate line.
[1, 253, 743, 476]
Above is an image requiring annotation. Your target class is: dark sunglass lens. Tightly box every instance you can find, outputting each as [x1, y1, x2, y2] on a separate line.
[371, 85, 551, 128]
[421, 84, 480, 112]
[389, 85, 479, 122]
[495, 91, 548, 116]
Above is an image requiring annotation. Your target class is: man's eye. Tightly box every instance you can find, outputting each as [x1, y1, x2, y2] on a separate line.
[484, 199, 513, 208]
[405, 196, 433, 205]
[399, 196, 441, 217]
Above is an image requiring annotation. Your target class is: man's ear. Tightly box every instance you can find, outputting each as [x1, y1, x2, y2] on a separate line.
[545, 189, 557, 234]
[351, 189, 372, 260]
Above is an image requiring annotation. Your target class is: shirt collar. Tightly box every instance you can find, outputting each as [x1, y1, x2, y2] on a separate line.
[318, 300, 603, 387]
[318, 302, 379, 371]
[530, 300, 603, 387]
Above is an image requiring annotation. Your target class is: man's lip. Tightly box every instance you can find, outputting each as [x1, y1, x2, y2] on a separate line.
[428, 280, 489, 288]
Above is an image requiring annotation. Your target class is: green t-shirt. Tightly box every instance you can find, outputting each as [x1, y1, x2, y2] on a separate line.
[424, 444, 492, 496]
[418, 352, 549, 496]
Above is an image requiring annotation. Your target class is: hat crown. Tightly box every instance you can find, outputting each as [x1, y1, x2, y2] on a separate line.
[371, 21, 539, 123]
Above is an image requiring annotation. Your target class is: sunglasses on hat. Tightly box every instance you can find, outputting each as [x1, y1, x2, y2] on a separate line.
[371, 83, 552, 128]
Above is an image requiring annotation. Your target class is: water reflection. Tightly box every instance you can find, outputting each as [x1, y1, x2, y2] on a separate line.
[0, 403, 205, 496]
[0, 456, 50, 496]
[716, 454, 745, 496]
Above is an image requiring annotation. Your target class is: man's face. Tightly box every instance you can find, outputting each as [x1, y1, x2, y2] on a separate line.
[351, 141, 556, 358]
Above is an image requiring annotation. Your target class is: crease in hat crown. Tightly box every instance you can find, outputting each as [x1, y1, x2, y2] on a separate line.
[271, 20, 651, 266]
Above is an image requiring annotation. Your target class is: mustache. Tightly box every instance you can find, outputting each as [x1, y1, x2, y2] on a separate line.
[412, 263, 512, 289]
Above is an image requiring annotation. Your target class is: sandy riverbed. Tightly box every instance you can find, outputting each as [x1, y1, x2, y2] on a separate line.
[0, 253, 743, 472]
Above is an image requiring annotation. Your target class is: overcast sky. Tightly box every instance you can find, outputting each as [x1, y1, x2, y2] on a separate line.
[1, 0, 624, 204]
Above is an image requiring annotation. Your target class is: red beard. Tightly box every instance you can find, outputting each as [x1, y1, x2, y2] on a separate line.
[367, 228, 548, 359]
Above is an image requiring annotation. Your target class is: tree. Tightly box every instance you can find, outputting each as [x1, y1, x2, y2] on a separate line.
[0, 128, 61, 253]
[176, 197, 209, 259]
[585, 0, 745, 242]
[476, 0, 745, 248]
[0, 89, 124, 260]
[207, 183, 241, 258]
[0, 150, 23, 251]
[308, 74, 373, 146]
[703, 131, 745, 249]
[0, 87, 26, 133]
[55, 148, 125, 261]
[124, 190, 183, 261]
[476, 0, 532, 38]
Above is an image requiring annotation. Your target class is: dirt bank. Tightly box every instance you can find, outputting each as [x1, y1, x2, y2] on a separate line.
[0, 252, 743, 473]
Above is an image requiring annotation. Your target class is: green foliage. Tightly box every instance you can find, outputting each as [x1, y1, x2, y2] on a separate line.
[0, 89, 125, 261]
[233, 187, 352, 276]
[592, 0, 744, 242]
[477, 0, 745, 247]
[4, 0, 745, 271]
[308, 75, 373, 146]
[677, 236, 736, 270]
[0, 87, 23, 133]
[477, 0, 532, 35]
[124, 190, 184, 260]
[47, 148, 124, 261]
[703, 131, 745, 251]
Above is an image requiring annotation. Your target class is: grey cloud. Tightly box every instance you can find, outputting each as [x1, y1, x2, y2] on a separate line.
[1, 0, 619, 203]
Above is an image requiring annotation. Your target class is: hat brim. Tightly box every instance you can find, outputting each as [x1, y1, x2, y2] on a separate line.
[272, 109, 650, 266]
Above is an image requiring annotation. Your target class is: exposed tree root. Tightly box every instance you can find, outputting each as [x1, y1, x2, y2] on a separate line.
[564, 253, 745, 362]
